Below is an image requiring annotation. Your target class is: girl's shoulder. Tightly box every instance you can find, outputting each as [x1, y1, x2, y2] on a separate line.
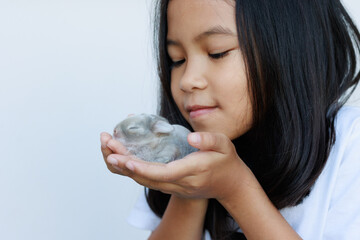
[335, 105, 360, 133]
[332, 105, 360, 167]
[334, 105, 360, 147]
[280, 105, 360, 239]
[320, 105, 360, 238]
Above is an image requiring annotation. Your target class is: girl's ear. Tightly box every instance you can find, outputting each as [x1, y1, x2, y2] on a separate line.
[152, 120, 174, 134]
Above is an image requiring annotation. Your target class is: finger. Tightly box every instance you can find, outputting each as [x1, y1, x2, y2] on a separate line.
[100, 132, 112, 149]
[100, 131, 112, 145]
[106, 138, 130, 155]
[107, 153, 142, 169]
[129, 171, 207, 198]
[131, 175, 179, 194]
[100, 132, 114, 160]
[108, 155, 197, 197]
[107, 163, 141, 178]
[124, 155, 200, 182]
[107, 156, 178, 192]
[128, 172, 185, 195]
[187, 132, 233, 154]
[105, 154, 137, 176]
[107, 164, 126, 175]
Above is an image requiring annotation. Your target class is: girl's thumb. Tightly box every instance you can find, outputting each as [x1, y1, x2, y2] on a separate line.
[187, 132, 231, 154]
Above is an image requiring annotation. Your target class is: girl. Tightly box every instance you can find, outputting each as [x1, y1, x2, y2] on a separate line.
[101, 0, 360, 239]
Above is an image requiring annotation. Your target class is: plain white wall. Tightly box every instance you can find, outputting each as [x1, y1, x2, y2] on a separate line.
[0, 1, 359, 240]
[0, 0, 154, 239]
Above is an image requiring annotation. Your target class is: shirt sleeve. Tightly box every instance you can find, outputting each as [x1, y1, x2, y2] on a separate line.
[126, 188, 161, 231]
[323, 113, 360, 239]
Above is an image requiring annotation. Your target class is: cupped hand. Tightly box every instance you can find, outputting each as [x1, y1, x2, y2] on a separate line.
[100, 131, 133, 175]
[103, 131, 257, 202]
[100, 129, 150, 176]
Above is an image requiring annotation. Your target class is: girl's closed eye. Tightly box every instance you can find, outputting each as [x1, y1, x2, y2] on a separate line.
[170, 58, 185, 68]
[170, 50, 231, 69]
[209, 50, 230, 59]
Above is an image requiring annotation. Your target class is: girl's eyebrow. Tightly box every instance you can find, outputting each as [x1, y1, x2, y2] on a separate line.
[167, 25, 236, 47]
[195, 25, 236, 41]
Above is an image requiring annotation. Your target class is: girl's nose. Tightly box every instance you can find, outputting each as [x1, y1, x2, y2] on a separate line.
[179, 59, 208, 92]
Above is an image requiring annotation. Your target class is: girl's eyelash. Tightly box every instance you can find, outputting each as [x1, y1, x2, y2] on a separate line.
[170, 51, 230, 69]
[171, 59, 185, 68]
[209, 51, 230, 59]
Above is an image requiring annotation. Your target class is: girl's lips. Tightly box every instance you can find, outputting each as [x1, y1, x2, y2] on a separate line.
[189, 107, 217, 118]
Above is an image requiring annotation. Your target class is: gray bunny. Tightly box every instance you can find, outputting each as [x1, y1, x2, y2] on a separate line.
[112, 113, 198, 163]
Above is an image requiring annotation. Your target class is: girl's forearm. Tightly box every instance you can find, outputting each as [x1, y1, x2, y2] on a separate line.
[148, 195, 208, 240]
[218, 166, 302, 240]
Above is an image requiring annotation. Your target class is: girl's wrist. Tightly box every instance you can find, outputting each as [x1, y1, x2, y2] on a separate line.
[216, 158, 262, 205]
[216, 161, 272, 229]
[171, 195, 209, 211]
[216, 166, 301, 239]
[149, 195, 209, 240]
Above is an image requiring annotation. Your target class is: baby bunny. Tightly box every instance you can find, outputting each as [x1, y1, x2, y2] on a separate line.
[113, 113, 198, 163]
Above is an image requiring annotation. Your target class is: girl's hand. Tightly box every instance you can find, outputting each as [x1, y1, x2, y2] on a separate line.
[100, 131, 133, 175]
[100, 127, 150, 176]
[105, 132, 259, 202]
[102, 132, 301, 239]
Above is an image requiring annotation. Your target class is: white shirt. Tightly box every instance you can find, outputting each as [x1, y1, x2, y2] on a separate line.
[127, 106, 360, 239]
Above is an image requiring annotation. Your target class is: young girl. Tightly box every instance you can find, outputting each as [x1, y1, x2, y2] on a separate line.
[101, 0, 360, 239]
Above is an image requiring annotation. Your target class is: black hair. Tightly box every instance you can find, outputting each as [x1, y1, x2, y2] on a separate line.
[146, 0, 360, 239]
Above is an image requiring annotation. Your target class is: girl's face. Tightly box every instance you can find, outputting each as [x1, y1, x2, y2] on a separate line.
[168, 0, 253, 140]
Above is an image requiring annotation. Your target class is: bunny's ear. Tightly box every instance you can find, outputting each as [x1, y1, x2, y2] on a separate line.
[153, 120, 174, 134]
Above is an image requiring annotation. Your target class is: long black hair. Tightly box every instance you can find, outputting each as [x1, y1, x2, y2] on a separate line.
[146, 0, 360, 239]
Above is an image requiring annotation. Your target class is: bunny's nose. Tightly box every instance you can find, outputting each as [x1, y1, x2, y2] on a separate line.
[113, 128, 123, 139]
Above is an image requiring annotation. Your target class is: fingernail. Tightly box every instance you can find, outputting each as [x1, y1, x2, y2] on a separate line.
[107, 156, 118, 165]
[107, 142, 114, 150]
[189, 133, 200, 144]
[125, 161, 135, 171]
[112, 165, 123, 172]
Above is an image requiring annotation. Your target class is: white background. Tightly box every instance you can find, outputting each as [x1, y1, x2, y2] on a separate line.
[0, 1, 359, 239]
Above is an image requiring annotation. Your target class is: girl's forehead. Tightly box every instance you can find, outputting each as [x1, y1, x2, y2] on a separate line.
[167, 0, 235, 19]
[167, 0, 236, 40]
